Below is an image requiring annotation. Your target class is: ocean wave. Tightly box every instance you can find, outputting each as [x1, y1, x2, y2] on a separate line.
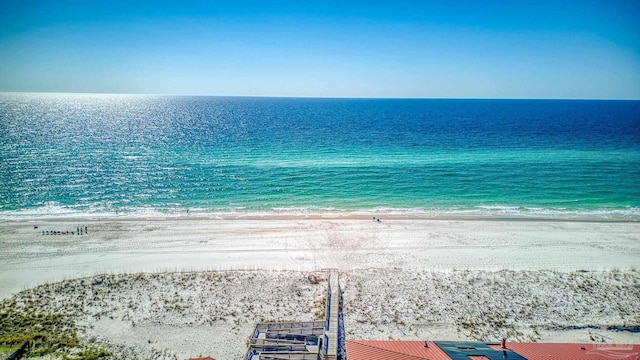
[1, 204, 639, 221]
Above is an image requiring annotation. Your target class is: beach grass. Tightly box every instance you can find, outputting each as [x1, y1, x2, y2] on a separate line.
[0, 310, 110, 359]
[1, 268, 639, 359]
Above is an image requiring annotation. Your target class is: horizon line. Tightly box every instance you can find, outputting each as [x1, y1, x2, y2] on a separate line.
[1, 91, 639, 101]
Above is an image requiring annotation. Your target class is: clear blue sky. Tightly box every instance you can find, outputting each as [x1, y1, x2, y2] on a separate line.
[1, 0, 639, 98]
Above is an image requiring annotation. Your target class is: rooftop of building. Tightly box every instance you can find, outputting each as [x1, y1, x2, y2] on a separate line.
[346, 340, 640, 360]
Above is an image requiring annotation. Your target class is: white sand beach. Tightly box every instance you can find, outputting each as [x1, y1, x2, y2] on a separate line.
[2, 216, 639, 297]
[1, 216, 639, 359]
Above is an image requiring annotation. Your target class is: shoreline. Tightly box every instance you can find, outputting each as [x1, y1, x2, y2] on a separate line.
[3, 211, 640, 223]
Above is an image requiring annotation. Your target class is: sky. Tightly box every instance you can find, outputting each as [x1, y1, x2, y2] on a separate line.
[0, 0, 639, 99]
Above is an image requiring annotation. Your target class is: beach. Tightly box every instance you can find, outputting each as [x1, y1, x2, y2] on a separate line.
[2, 216, 640, 298]
[1, 216, 639, 359]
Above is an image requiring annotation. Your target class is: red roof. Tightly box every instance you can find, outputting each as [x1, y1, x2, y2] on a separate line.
[346, 340, 452, 360]
[348, 340, 640, 360]
[489, 342, 640, 360]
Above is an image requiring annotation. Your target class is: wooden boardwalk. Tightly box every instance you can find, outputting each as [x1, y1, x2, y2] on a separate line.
[245, 269, 346, 360]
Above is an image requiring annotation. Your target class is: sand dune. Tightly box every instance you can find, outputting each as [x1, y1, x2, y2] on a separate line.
[2, 269, 639, 359]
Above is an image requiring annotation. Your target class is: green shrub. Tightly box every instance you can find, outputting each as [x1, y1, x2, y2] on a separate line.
[0, 311, 103, 358]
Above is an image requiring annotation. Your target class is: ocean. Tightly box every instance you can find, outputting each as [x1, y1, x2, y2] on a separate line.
[1, 93, 639, 219]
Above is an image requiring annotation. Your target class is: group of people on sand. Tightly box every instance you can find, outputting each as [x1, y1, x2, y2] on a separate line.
[372, 216, 381, 223]
[41, 226, 88, 236]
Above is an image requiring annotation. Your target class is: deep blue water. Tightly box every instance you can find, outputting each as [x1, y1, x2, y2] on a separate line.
[1, 94, 639, 218]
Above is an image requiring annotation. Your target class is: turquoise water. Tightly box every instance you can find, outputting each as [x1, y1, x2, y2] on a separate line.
[1, 94, 639, 219]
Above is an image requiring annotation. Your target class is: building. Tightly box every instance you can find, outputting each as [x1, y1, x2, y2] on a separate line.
[346, 340, 640, 360]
